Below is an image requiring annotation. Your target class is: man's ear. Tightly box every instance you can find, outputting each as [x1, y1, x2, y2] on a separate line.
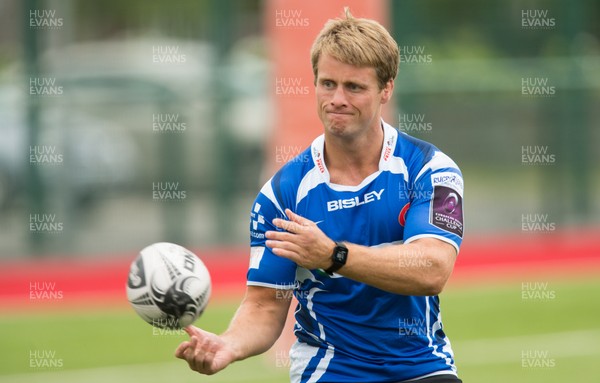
[381, 80, 394, 104]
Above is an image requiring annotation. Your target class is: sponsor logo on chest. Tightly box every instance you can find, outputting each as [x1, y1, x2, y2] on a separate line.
[327, 189, 384, 212]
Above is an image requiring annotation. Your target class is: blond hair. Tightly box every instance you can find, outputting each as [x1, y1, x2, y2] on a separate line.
[310, 7, 399, 89]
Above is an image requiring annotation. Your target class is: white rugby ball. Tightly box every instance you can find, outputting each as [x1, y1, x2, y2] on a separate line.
[126, 242, 211, 329]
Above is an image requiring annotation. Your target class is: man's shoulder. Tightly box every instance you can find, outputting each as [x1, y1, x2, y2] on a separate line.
[258, 142, 317, 208]
[271, 145, 315, 185]
[394, 129, 439, 163]
[393, 129, 460, 178]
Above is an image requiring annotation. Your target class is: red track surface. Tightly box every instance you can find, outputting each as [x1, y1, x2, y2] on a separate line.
[1, 229, 599, 312]
[451, 229, 600, 285]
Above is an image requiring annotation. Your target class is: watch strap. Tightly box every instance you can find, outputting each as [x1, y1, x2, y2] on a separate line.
[325, 242, 348, 275]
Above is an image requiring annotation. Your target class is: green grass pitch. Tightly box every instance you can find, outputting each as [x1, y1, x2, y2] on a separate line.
[0, 277, 598, 382]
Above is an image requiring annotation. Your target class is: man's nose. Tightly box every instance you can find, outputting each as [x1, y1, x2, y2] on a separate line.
[330, 86, 347, 107]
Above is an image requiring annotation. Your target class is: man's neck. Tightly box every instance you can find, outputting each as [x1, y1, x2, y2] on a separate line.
[324, 123, 384, 186]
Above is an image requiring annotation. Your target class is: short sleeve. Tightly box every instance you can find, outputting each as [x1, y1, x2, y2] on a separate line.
[403, 151, 464, 253]
[247, 181, 297, 289]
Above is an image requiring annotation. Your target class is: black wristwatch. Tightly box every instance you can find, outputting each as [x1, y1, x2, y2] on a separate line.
[325, 242, 348, 275]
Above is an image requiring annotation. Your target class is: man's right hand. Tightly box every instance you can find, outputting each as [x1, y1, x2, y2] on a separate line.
[175, 326, 237, 375]
[174, 285, 292, 376]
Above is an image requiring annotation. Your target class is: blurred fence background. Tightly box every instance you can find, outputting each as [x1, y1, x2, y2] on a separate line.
[0, 0, 598, 259]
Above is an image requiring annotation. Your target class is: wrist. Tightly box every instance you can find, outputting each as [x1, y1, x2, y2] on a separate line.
[324, 241, 348, 275]
[220, 332, 244, 362]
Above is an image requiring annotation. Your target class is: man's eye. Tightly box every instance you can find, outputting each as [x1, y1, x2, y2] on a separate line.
[322, 80, 334, 89]
[348, 83, 362, 91]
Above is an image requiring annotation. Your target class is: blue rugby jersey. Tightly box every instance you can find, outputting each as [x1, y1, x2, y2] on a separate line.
[247, 121, 464, 382]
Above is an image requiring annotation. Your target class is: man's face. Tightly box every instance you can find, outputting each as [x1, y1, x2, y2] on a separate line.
[315, 54, 393, 139]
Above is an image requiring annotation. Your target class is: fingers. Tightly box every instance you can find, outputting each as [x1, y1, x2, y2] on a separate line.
[285, 208, 307, 224]
[175, 327, 204, 367]
[183, 335, 205, 372]
[286, 209, 318, 228]
[265, 230, 296, 243]
[266, 209, 332, 269]
[185, 325, 202, 338]
[271, 218, 300, 233]
[174, 341, 190, 359]
[271, 247, 302, 262]
[271, 219, 310, 235]
[265, 230, 309, 255]
[266, 239, 304, 259]
[175, 326, 228, 375]
[187, 336, 203, 371]
[176, 327, 200, 359]
[190, 335, 221, 375]
[270, 209, 314, 233]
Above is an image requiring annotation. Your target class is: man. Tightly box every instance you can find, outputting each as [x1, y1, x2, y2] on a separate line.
[176, 8, 464, 382]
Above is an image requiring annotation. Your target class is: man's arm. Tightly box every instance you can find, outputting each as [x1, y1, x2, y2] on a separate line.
[340, 237, 456, 296]
[175, 285, 292, 375]
[265, 209, 457, 296]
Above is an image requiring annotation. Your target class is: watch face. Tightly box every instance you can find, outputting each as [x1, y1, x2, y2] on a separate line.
[334, 247, 348, 263]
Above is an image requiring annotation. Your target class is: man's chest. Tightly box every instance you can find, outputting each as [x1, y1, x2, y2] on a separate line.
[297, 176, 411, 245]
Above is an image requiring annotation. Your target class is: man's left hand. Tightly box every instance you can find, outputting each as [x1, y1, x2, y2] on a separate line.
[265, 209, 335, 270]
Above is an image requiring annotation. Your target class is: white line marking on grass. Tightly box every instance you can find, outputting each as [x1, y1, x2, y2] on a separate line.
[0, 358, 283, 383]
[0, 361, 185, 383]
[454, 329, 600, 366]
[3, 330, 598, 381]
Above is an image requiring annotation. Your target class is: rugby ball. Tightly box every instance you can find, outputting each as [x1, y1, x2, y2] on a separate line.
[126, 242, 211, 329]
